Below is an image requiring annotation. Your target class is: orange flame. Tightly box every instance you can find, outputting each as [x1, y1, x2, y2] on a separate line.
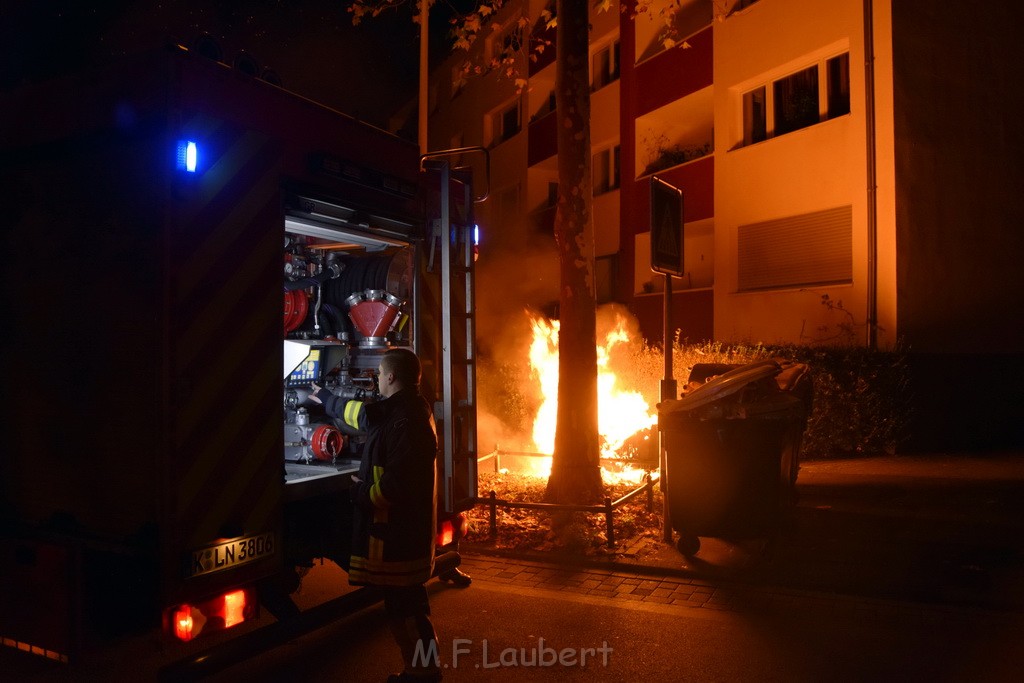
[526, 314, 656, 482]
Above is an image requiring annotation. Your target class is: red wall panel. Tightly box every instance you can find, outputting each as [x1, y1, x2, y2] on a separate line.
[634, 27, 713, 117]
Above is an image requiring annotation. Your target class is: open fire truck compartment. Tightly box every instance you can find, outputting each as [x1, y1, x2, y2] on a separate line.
[0, 44, 478, 669]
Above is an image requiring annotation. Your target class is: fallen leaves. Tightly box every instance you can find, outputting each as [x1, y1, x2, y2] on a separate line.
[464, 472, 666, 558]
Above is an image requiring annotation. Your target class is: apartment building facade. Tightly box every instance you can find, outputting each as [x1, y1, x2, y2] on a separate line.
[420, 0, 1024, 449]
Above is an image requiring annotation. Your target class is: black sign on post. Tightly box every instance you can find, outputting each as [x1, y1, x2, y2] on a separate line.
[650, 176, 683, 544]
[650, 176, 684, 277]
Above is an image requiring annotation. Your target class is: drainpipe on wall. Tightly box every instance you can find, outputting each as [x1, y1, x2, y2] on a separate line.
[864, 0, 879, 349]
[418, 0, 430, 156]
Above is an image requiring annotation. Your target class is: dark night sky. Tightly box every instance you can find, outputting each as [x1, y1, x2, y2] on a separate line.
[1, 0, 469, 131]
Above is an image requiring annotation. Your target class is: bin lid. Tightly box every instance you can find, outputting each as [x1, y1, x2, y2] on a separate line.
[659, 360, 782, 414]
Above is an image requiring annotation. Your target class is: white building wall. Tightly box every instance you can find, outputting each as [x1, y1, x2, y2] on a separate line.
[713, 0, 894, 346]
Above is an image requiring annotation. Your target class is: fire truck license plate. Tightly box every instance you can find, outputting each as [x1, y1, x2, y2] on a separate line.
[189, 533, 275, 578]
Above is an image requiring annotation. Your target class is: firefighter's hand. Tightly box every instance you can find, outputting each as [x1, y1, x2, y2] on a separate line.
[308, 383, 323, 403]
[352, 475, 362, 483]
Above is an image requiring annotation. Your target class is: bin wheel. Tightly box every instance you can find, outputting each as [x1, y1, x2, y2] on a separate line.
[676, 535, 700, 556]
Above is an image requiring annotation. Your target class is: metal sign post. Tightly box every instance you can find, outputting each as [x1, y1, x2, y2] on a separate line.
[650, 176, 684, 544]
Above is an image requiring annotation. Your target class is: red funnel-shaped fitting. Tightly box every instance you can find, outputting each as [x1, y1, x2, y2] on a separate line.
[347, 290, 403, 338]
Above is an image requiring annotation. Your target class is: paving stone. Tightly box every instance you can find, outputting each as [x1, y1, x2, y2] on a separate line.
[643, 595, 674, 605]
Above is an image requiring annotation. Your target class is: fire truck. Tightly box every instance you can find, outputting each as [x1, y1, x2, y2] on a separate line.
[0, 42, 480, 676]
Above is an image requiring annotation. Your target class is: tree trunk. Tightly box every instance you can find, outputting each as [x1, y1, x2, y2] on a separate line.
[544, 0, 603, 505]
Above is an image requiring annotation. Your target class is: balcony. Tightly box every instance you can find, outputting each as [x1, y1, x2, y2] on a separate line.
[634, 26, 713, 117]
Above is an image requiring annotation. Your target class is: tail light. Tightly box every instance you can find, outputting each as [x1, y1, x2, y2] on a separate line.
[165, 587, 257, 642]
[437, 521, 454, 547]
[436, 512, 469, 547]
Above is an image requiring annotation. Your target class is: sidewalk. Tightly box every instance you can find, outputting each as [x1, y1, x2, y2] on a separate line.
[462, 453, 1024, 612]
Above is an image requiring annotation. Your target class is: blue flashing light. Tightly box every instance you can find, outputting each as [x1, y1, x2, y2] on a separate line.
[474, 224, 480, 245]
[177, 141, 198, 173]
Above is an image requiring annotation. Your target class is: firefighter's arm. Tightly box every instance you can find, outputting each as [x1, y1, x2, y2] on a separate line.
[311, 384, 367, 431]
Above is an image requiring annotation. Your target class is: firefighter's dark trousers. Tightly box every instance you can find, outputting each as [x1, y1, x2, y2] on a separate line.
[383, 585, 440, 678]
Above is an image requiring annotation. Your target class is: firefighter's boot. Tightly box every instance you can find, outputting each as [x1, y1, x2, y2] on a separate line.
[438, 566, 472, 587]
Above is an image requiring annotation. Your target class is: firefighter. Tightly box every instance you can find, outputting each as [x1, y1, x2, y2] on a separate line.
[312, 348, 442, 682]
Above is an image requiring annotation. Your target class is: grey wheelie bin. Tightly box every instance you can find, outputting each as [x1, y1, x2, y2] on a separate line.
[658, 359, 811, 556]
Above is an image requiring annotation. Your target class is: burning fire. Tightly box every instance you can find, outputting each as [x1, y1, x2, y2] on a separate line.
[525, 315, 656, 482]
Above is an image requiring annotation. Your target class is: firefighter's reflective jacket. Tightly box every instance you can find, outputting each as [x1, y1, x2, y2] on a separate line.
[317, 391, 370, 434]
[346, 388, 437, 586]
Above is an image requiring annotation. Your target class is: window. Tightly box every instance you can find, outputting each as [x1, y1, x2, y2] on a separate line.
[737, 205, 852, 291]
[502, 106, 518, 137]
[593, 145, 621, 195]
[595, 255, 618, 304]
[547, 182, 558, 208]
[502, 25, 524, 53]
[492, 20, 524, 64]
[774, 65, 819, 136]
[490, 100, 521, 145]
[531, 91, 556, 122]
[592, 40, 620, 90]
[740, 52, 850, 146]
[827, 53, 850, 118]
[743, 87, 767, 144]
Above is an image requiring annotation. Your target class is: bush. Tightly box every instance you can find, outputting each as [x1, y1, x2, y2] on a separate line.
[615, 336, 912, 459]
[768, 343, 912, 457]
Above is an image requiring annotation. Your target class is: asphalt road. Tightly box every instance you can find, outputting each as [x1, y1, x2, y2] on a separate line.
[213, 556, 1024, 682]
[6, 454, 1024, 681]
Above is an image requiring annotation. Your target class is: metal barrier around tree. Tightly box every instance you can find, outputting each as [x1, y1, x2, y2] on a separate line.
[474, 451, 659, 548]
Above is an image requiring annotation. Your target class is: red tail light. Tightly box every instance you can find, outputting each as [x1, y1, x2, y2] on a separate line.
[437, 521, 454, 547]
[222, 590, 246, 628]
[436, 513, 468, 547]
[166, 587, 256, 642]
